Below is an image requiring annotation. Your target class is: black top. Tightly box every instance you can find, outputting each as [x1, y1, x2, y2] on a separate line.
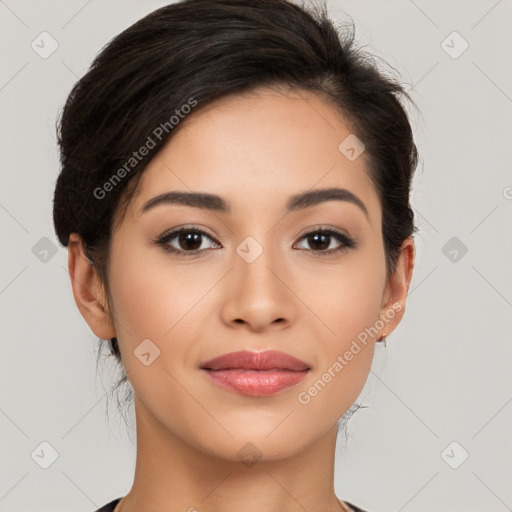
[94, 498, 121, 512]
[93, 497, 369, 512]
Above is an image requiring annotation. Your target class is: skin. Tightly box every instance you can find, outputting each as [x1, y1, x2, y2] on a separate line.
[68, 87, 414, 512]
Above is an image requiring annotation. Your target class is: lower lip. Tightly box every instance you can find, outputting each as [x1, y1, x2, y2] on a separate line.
[202, 368, 310, 397]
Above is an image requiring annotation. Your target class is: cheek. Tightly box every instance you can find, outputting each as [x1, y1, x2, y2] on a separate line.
[106, 247, 214, 419]
[293, 247, 386, 342]
[107, 240, 214, 343]
[292, 265, 381, 421]
[290, 248, 385, 407]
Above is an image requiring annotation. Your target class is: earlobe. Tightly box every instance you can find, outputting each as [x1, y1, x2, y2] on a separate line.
[67, 233, 117, 340]
[377, 237, 415, 338]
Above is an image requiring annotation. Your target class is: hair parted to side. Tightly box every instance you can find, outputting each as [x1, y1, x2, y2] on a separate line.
[53, 0, 420, 426]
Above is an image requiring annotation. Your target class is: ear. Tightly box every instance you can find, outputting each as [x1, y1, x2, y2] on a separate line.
[67, 233, 117, 340]
[377, 237, 415, 338]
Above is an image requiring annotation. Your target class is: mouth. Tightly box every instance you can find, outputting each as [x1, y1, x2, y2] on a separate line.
[200, 350, 311, 397]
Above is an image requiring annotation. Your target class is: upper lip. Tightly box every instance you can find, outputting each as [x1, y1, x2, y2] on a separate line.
[200, 350, 311, 371]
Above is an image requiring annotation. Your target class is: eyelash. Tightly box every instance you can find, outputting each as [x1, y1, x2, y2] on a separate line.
[153, 225, 357, 257]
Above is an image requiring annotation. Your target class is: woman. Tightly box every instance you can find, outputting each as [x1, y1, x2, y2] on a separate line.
[53, 0, 418, 511]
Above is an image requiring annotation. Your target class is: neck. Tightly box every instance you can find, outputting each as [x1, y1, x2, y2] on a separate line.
[116, 396, 346, 512]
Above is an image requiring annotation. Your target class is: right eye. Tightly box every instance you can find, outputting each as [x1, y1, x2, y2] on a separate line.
[153, 226, 221, 255]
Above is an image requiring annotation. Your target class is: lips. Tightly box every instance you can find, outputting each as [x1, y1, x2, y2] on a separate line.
[200, 350, 311, 397]
[200, 350, 311, 372]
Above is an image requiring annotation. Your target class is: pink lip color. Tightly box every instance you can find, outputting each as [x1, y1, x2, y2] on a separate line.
[200, 349, 311, 397]
[203, 368, 310, 397]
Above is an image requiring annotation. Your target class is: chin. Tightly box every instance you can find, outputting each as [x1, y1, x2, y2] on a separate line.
[194, 427, 316, 464]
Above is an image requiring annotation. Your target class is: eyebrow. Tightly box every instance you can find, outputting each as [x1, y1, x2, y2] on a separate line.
[140, 187, 369, 219]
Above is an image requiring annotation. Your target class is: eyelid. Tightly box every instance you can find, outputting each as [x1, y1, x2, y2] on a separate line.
[296, 223, 352, 239]
[157, 224, 218, 242]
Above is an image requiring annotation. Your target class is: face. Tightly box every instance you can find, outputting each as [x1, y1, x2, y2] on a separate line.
[81, 87, 412, 462]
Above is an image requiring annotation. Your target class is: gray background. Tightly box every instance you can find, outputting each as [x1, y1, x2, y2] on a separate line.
[1, 0, 511, 511]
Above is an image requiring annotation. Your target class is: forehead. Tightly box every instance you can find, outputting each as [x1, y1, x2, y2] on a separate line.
[127, 87, 380, 224]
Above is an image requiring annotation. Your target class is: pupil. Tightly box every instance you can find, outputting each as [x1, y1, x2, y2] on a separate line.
[310, 233, 329, 250]
[180, 232, 201, 250]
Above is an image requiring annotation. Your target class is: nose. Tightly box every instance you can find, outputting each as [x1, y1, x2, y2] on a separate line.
[220, 241, 296, 332]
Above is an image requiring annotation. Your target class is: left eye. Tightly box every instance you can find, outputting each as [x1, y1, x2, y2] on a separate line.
[294, 229, 354, 253]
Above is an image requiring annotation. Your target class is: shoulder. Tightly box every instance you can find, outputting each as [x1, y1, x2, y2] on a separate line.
[92, 497, 122, 512]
